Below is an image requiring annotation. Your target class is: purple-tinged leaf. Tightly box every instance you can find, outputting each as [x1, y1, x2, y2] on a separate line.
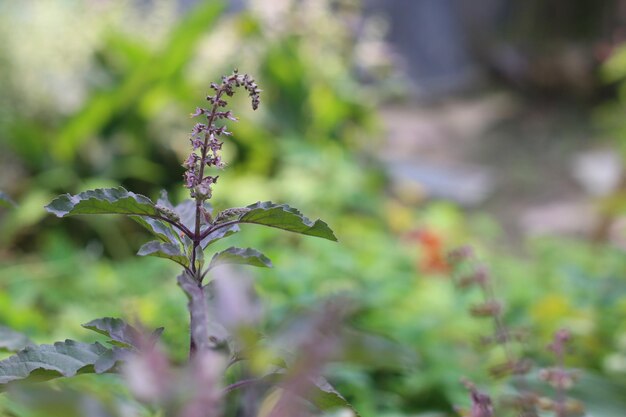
[131, 215, 181, 244]
[201, 223, 239, 248]
[45, 187, 157, 217]
[208, 247, 272, 271]
[137, 241, 189, 268]
[0, 340, 114, 389]
[82, 318, 142, 349]
[238, 202, 336, 241]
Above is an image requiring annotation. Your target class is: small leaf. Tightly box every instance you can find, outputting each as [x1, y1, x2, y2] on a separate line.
[0, 326, 33, 352]
[208, 247, 272, 271]
[201, 223, 240, 248]
[45, 187, 158, 218]
[131, 215, 180, 245]
[0, 340, 114, 388]
[240, 202, 337, 241]
[137, 241, 189, 268]
[82, 318, 141, 349]
[0, 191, 16, 208]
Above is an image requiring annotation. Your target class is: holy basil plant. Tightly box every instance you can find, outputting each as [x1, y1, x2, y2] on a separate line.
[0, 72, 354, 415]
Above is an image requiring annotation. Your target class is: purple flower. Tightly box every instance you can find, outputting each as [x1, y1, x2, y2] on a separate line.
[183, 71, 261, 200]
[183, 153, 200, 169]
[183, 171, 197, 189]
[192, 123, 207, 134]
[190, 137, 203, 150]
[190, 107, 206, 117]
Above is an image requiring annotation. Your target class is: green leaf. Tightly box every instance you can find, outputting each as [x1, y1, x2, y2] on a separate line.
[45, 187, 158, 218]
[208, 247, 272, 271]
[0, 191, 15, 208]
[0, 340, 114, 389]
[201, 223, 239, 248]
[239, 202, 337, 241]
[81, 318, 141, 349]
[0, 326, 32, 352]
[137, 241, 189, 268]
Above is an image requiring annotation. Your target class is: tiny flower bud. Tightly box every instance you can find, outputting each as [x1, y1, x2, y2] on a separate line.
[190, 107, 206, 117]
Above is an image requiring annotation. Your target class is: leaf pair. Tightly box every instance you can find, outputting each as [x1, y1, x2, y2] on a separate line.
[45, 187, 336, 273]
[45, 188, 337, 242]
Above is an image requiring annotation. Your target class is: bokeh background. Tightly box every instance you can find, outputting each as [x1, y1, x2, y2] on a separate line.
[2, 0, 626, 415]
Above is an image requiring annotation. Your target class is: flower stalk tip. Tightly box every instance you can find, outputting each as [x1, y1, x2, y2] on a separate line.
[183, 71, 261, 201]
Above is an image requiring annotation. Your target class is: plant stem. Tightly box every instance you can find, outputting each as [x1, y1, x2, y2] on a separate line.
[189, 310, 198, 360]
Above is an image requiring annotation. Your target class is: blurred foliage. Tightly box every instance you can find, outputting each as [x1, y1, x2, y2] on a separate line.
[596, 42, 626, 157]
[2, 1, 626, 416]
[0, 0, 384, 255]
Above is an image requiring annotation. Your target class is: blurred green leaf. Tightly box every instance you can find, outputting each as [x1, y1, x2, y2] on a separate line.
[0, 189, 53, 245]
[307, 376, 361, 417]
